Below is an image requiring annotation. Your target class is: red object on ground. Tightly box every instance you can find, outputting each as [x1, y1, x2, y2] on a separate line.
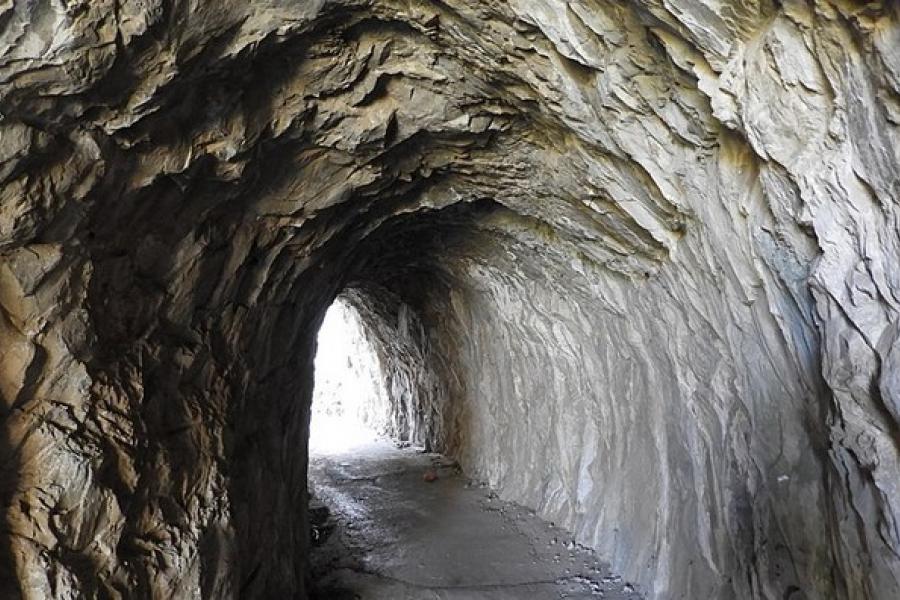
[423, 469, 438, 482]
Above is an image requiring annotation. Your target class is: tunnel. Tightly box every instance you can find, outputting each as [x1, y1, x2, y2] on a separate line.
[1, 1, 899, 599]
[308, 296, 388, 454]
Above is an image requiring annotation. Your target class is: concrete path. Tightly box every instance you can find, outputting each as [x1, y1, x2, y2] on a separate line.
[308, 437, 643, 599]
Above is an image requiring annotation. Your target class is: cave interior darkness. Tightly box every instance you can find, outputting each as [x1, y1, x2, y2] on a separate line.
[1, 1, 899, 600]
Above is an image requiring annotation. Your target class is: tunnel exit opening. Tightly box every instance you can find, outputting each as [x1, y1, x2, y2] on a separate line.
[309, 296, 390, 455]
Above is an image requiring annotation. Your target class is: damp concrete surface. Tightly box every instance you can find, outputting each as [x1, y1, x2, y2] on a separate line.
[308, 436, 643, 599]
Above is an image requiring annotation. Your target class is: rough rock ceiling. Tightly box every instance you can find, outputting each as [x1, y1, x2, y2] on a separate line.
[0, 1, 898, 599]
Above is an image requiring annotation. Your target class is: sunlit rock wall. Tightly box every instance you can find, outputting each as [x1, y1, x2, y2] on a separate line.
[342, 286, 446, 449]
[402, 208, 830, 599]
[0, 1, 898, 598]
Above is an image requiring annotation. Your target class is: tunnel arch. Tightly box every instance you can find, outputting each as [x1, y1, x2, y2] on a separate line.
[1, 2, 899, 600]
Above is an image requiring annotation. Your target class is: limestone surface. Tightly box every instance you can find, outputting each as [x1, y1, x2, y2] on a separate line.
[0, 1, 898, 599]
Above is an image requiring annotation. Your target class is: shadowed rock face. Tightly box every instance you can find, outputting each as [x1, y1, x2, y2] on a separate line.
[1, 1, 898, 598]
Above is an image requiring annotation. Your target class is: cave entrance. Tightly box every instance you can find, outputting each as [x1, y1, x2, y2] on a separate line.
[309, 296, 388, 455]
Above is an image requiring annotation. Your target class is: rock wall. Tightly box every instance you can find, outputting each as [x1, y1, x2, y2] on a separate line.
[1, 1, 898, 599]
[342, 286, 446, 448]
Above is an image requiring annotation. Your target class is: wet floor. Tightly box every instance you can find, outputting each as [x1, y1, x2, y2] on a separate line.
[308, 437, 643, 599]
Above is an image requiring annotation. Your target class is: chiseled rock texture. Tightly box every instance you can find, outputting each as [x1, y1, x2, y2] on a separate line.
[1, 1, 899, 598]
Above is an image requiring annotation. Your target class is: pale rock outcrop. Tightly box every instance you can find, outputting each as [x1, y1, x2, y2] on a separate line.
[0, 1, 898, 598]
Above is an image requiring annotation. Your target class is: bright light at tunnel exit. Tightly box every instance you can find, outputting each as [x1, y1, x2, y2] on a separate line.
[310, 298, 388, 454]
